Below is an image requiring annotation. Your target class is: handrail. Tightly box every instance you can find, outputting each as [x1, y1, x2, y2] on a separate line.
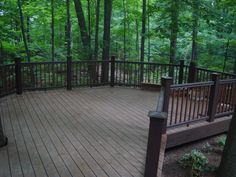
[170, 81, 214, 88]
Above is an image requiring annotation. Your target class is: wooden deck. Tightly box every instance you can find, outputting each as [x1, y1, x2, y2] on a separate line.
[0, 87, 231, 177]
[0, 87, 158, 177]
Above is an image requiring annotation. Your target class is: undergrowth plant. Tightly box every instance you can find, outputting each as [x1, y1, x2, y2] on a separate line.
[178, 149, 215, 177]
[217, 136, 227, 149]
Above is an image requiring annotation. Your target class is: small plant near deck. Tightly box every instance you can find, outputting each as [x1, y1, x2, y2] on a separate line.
[178, 149, 214, 177]
[217, 136, 227, 149]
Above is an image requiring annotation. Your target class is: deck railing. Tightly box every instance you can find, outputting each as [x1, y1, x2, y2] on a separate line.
[158, 74, 236, 128]
[1, 58, 236, 125]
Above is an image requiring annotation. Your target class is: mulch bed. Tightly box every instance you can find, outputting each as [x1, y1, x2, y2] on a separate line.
[162, 134, 226, 177]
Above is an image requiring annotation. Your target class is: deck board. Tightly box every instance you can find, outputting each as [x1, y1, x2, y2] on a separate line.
[0, 87, 159, 177]
[0, 87, 227, 177]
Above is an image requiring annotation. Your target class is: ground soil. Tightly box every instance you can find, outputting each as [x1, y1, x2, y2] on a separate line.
[162, 134, 226, 177]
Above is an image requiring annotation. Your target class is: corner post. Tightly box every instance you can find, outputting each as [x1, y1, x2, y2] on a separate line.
[208, 73, 220, 122]
[144, 112, 167, 177]
[178, 60, 185, 84]
[144, 77, 172, 177]
[110, 56, 115, 87]
[15, 57, 22, 94]
[188, 61, 196, 83]
[67, 56, 72, 90]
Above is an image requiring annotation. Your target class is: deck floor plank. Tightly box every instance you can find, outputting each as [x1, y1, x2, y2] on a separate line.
[45, 91, 142, 177]
[0, 87, 176, 177]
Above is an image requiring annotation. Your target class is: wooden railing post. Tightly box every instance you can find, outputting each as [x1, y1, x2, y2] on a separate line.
[67, 56, 72, 90]
[161, 77, 172, 131]
[207, 73, 220, 122]
[144, 112, 167, 177]
[188, 61, 196, 83]
[140, 62, 144, 83]
[144, 77, 172, 177]
[0, 116, 8, 148]
[110, 56, 115, 87]
[178, 60, 185, 84]
[15, 57, 22, 94]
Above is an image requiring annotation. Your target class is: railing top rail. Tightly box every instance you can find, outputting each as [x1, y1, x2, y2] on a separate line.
[170, 81, 214, 89]
[72, 60, 107, 63]
[196, 67, 236, 77]
[0, 64, 15, 67]
[114, 60, 180, 66]
[220, 78, 236, 84]
[22, 61, 67, 65]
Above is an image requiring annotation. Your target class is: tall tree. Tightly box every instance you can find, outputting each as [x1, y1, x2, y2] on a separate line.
[51, 0, 55, 61]
[169, 0, 179, 64]
[123, 0, 127, 60]
[74, 0, 90, 58]
[26, 17, 31, 43]
[17, 0, 30, 62]
[87, 0, 91, 58]
[66, 0, 71, 57]
[147, 0, 150, 62]
[218, 106, 236, 177]
[140, 0, 146, 63]
[101, 0, 113, 82]
[140, 0, 146, 82]
[234, 57, 236, 74]
[191, 0, 199, 61]
[135, 19, 139, 58]
[94, 0, 101, 60]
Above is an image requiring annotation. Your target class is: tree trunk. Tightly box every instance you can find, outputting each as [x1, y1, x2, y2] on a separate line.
[73, 0, 90, 58]
[0, 41, 3, 64]
[223, 39, 230, 72]
[147, 0, 150, 62]
[87, 0, 91, 58]
[234, 57, 236, 74]
[140, 0, 146, 62]
[101, 0, 112, 82]
[135, 19, 139, 59]
[94, 0, 101, 60]
[17, 0, 30, 62]
[140, 0, 146, 82]
[191, 0, 199, 62]
[66, 0, 71, 57]
[26, 16, 31, 43]
[218, 106, 236, 177]
[51, 0, 55, 61]
[123, 0, 127, 61]
[169, 0, 179, 64]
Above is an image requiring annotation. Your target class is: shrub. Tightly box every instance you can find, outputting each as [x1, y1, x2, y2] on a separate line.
[178, 149, 214, 177]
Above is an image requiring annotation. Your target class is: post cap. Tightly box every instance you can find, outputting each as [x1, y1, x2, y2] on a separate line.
[148, 111, 167, 120]
[211, 72, 220, 80]
[161, 77, 173, 85]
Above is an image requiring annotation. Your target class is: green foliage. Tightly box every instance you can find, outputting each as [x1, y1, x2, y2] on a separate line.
[0, 0, 235, 74]
[217, 136, 227, 149]
[178, 149, 215, 177]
